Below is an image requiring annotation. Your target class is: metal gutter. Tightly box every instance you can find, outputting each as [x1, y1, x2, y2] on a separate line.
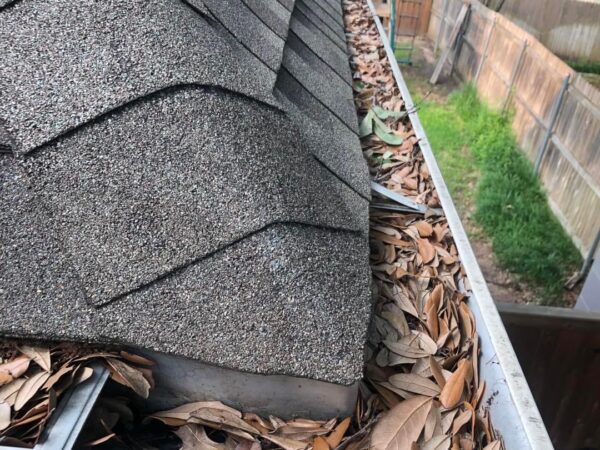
[363, 2, 553, 448]
[0, 363, 109, 450]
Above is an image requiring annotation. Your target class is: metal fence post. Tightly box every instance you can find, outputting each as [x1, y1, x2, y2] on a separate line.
[474, 16, 495, 84]
[502, 39, 527, 112]
[533, 74, 570, 175]
[434, 0, 449, 54]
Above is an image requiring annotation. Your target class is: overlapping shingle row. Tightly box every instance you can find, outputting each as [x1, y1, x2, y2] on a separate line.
[0, 0, 371, 384]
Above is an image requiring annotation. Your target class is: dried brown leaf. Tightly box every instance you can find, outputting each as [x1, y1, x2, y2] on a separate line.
[0, 355, 31, 380]
[439, 360, 470, 409]
[388, 373, 440, 396]
[325, 417, 350, 448]
[415, 221, 433, 237]
[0, 378, 26, 406]
[313, 436, 330, 450]
[0, 373, 12, 387]
[381, 303, 410, 337]
[451, 408, 472, 435]
[261, 434, 308, 450]
[0, 401, 10, 431]
[421, 435, 451, 450]
[429, 356, 446, 389]
[119, 351, 154, 366]
[18, 346, 51, 372]
[175, 424, 228, 450]
[418, 239, 436, 264]
[192, 407, 259, 436]
[370, 396, 432, 450]
[43, 365, 74, 391]
[105, 358, 150, 399]
[14, 371, 50, 412]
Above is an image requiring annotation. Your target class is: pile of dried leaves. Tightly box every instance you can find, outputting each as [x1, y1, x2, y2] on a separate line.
[0, 341, 153, 447]
[151, 404, 352, 450]
[345, 0, 503, 448]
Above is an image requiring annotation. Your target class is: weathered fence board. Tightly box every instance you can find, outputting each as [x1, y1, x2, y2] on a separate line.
[427, 0, 600, 256]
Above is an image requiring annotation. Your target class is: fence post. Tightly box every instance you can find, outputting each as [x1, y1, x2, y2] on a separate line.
[434, 0, 449, 54]
[502, 39, 527, 112]
[474, 16, 495, 84]
[450, 7, 470, 75]
[534, 75, 570, 175]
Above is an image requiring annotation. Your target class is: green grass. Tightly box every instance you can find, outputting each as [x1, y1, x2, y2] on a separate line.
[566, 59, 600, 75]
[418, 86, 582, 305]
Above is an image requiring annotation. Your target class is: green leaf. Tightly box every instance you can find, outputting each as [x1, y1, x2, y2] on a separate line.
[359, 109, 375, 137]
[373, 115, 404, 145]
[372, 113, 394, 135]
[372, 105, 406, 120]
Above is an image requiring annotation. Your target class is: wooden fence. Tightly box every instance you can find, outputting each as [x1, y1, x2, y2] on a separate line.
[427, 0, 600, 256]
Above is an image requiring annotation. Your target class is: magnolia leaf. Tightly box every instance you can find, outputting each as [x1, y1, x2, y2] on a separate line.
[0, 378, 26, 406]
[370, 396, 433, 450]
[418, 239, 436, 264]
[422, 435, 451, 450]
[325, 417, 350, 448]
[175, 424, 228, 450]
[0, 373, 12, 387]
[439, 360, 470, 409]
[372, 105, 406, 120]
[359, 110, 375, 137]
[18, 346, 51, 372]
[415, 221, 434, 237]
[313, 436, 329, 450]
[381, 303, 410, 336]
[43, 365, 74, 391]
[374, 123, 404, 145]
[0, 401, 10, 431]
[192, 408, 259, 435]
[451, 409, 472, 435]
[14, 371, 50, 412]
[119, 351, 154, 366]
[388, 373, 440, 396]
[261, 434, 308, 450]
[429, 356, 446, 389]
[0, 355, 31, 380]
[106, 358, 150, 399]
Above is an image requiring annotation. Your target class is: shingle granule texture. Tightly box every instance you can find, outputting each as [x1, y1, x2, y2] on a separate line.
[0, 0, 372, 385]
[296, 0, 346, 47]
[241, 0, 291, 39]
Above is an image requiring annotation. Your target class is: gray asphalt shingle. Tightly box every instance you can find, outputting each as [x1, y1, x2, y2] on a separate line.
[0, 0, 372, 385]
[201, 0, 284, 71]
[282, 32, 357, 131]
[242, 0, 291, 39]
[289, 12, 352, 84]
[275, 70, 370, 199]
[0, 0, 277, 155]
[299, 0, 346, 45]
[1, 154, 369, 384]
[25, 87, 366, 306]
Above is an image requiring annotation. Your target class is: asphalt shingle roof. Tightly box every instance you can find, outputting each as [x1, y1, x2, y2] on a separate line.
[0, 0, 371, 385]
